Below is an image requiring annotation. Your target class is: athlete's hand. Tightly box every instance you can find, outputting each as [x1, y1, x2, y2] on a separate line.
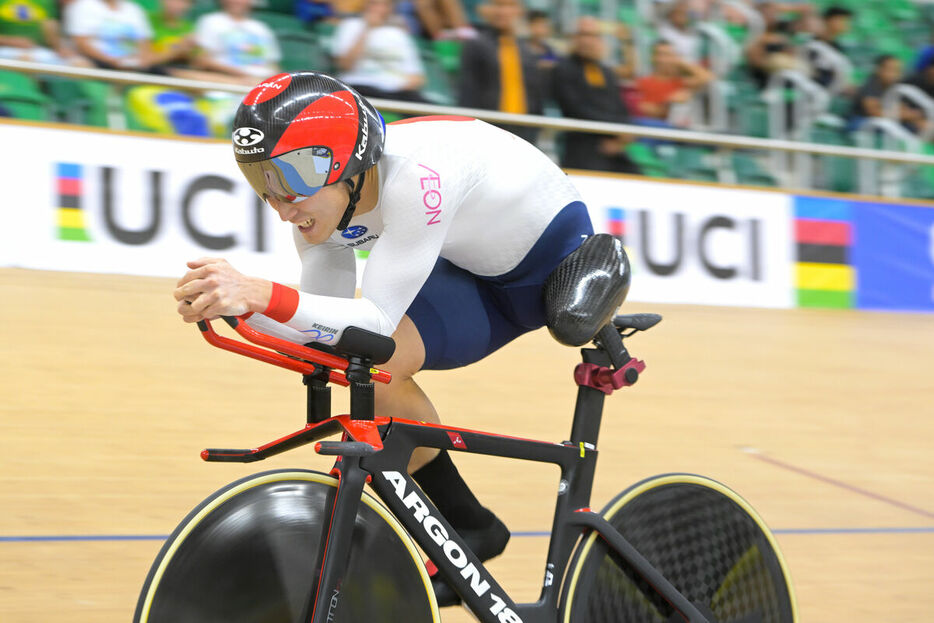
[173, 257, 272, 323]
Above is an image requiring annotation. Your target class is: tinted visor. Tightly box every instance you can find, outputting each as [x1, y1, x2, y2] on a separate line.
[237, 147, 334, 200]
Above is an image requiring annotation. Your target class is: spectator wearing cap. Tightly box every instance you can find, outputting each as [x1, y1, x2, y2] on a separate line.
[553, 16, 639, 174]
[457, 0, 544, 144]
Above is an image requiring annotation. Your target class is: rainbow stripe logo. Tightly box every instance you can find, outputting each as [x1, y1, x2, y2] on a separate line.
[56, 163, 91, 242]
[606, 207, 626, 243]
[794, 197, 854, 308]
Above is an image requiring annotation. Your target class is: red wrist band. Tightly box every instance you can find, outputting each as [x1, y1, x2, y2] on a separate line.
[263, 282, 300, 323]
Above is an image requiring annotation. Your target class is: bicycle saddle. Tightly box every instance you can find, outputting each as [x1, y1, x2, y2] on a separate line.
[544, 233, 631, 347]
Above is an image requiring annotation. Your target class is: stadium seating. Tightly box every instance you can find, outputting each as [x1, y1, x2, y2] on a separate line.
[0, 0, 931, 198]
[0, 71, 50, 121]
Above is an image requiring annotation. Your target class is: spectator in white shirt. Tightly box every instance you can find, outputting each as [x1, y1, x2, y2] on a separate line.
[332, 0, 428, 102]
[66, 0, 161, 71]
[193, 0, 280, 85]
[657, 0, 699, 62]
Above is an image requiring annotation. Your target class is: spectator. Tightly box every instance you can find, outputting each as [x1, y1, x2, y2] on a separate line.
[457, 0, 544, 144]
[192, 0, 280, 85]
[913, 32, 934, 74]
[526, 9, 557, 69]
[553, 16, 639, 175]
[657, 0, 699, 62]
[614, 21, 636, 80]
[907, 57, 934, 101]
[411, 0, 475, 40]
[332, 0, 428, 102]
[148, 0, 197, 75]
[745, 1, 805, 89]
[807, 5, 853, 90]
[0, 0, 85, 64]
[632, 40, 712, 126]
[65, 0, 162, 72]
[850, 54, 925, 134]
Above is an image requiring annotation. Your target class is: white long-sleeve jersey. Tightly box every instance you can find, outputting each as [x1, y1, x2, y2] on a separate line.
[247, 117, 583, 344]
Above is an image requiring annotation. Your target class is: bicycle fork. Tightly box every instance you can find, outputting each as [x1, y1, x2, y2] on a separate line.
[302, 454, 370, 623]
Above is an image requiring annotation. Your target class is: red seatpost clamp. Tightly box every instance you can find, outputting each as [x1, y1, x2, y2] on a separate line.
[574, 358, 646, 395]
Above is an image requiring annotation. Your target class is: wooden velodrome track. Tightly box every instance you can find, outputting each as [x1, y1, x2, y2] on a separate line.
[1, 267, 932, 622]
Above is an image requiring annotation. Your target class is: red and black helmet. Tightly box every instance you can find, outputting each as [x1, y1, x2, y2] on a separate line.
[232, 71, 386, 201]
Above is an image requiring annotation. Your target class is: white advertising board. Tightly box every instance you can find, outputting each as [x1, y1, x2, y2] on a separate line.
[1, 121, 793, 308]
[569, 174, 794, 308]
[1, 122, 301, 284]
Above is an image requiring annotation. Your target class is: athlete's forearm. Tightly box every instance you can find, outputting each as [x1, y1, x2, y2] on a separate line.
[263, 283, 394, 344]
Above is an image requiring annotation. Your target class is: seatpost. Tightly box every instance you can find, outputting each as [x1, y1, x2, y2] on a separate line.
[345, 356, 375, 421]
[303, 374, 332, 424]
[596, 324, 631, 369]
[569, 348, 610, 446]
[569, 325, 632, 446]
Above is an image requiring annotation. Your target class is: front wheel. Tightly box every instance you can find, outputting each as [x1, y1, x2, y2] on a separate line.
[134, 469, 439, 623]
[561, 473, 797, 623]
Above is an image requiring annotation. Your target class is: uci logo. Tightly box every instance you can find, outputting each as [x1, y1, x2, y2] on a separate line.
[233, 127, 264, 147]
[341, 225, 368, 239]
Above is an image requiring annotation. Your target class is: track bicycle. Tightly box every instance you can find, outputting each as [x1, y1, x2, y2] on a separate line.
[135, 234, 797, 623]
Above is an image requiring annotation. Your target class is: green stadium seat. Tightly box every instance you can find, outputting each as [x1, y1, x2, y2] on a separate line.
[810, 120, 858, 193]
[902, 143, 934, 199]
[252, 10, 307, 34]
[418, 46, 453, 105]
[43, 78, 111, 127]
[654, 144, 718, 182]
[432, 39, 462, 74]
[733, 152, 778, 187]
[189, 0, 218, 20]
[251, 0, 296, 15]
[0, 70, 49, 121]
[723, 23, 749, 45]
[278, 30, 333, 73]
[130, 0, 159, 13]
[625, 141, 668, 177]
[617, 5, 640, 25]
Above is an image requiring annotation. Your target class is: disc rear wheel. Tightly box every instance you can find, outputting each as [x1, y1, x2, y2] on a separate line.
[561, 473, 796, 623]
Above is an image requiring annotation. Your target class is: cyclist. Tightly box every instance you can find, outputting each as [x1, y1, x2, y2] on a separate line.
[173, 71, 593, 606]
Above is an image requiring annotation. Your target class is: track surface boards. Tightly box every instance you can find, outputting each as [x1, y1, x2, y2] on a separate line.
[1, 268, 932, 622]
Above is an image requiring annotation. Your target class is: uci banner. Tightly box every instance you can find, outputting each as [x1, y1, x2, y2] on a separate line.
[2, 121, 301, 284]
[3, 120, 932, 312]
[570, 174, 795, 308]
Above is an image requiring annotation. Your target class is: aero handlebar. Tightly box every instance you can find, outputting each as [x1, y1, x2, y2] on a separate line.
[196, 316, 392, 386]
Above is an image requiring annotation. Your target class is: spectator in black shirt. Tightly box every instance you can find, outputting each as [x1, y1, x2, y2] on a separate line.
[553, 16, 639, 174]
[808, 5, 853, 90]
[527, 9, 557, 69]
[851, 54, 925, 134]
[457, 0, 544, 144]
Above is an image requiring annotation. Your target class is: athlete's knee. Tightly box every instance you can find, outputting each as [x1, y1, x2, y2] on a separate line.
[382, 315, 426, 382]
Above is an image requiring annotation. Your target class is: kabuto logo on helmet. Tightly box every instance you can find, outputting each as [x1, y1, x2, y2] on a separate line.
[355, 104, 369, 161]
[233, 127, 264, 147]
